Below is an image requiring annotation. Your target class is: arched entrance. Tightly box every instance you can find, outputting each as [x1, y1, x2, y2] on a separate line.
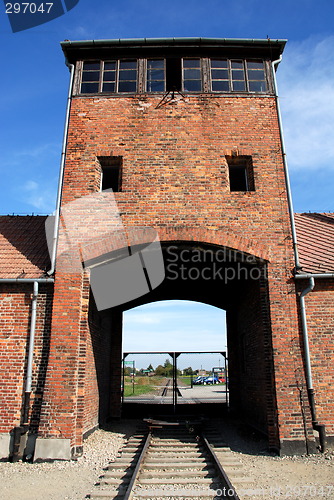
[101, 240, 277, 448]
[41, 234, 313, 457]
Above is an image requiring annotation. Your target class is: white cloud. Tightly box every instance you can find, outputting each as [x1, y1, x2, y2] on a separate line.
[18, 178, 57, 213]
[123, 300, 226, 354]
[277, 36, 334, 171]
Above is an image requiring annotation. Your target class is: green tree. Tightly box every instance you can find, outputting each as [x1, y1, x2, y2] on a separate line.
[155, 364, 165, 376]
[164, 359, 173, 377]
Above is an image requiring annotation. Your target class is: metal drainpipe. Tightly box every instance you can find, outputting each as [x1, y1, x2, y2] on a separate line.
[11, 282, 39, 461]
[297, 275, 329, 452]
[271, 58, 326, 451]
[47, 61, 75, 275]
[0, 279, 53, 461]
[271, 56, 302, 272]
[11, 281, 38, 461]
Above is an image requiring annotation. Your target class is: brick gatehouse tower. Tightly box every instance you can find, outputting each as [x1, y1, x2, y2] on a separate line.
[0, 38, 333, 460]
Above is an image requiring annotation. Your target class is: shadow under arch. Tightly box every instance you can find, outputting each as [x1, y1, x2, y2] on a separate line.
[88, 237, 279, 451]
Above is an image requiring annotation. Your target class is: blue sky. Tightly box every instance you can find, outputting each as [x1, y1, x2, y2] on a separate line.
[1, 0, 333, 357]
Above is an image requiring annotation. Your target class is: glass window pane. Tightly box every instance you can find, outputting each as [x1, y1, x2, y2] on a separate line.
[104, 61, 116, 70]
[120, 60, 137, 69]
[231, 61, 243, 69]
[147, 69, 165, 80]
[249, 81, 267, 92]
[82, 71, 100, 82]
[247, 69, 265, 80]
[232, 80, 246, 91]
[184, 68, 201, 79]
[211, 59, 228, 68]
[81, 82, 99, 93]
[212, 80, 229, 91]
[119, 70, 137, 81]
[247, 61, 264, 70]
[118, 81, 137, 92]
[103, 71, 116, 82]
[184, 80, 202, 91]
[183, 59, 201, 68]
[102, 82, 115, 92]
[83, 61, 100, 70]
[148, 81, 165, 92]
[211, 69, 228, 79]
[148, 59, 164, 69]
[232, 70, 245, 80]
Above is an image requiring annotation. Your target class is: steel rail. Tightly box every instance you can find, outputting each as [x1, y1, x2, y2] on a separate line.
[200, 434, 241, 500]
[161, 378, 171, 397]
[123, 431, 152, 500]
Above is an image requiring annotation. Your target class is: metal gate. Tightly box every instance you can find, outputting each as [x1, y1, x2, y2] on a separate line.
[122, 351, 228, 413]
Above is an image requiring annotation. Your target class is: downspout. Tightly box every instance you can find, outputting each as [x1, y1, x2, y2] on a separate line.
[271, 57, 326, 451]
[47, 61, 75, 275]
[271, 56, 301, 272]
[295, 273, 333, 451]
[299, 277, 326, 451]
[0, 278, 53, 461]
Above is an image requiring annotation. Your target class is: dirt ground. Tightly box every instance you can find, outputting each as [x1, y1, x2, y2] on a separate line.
[0, 419, 333, 500]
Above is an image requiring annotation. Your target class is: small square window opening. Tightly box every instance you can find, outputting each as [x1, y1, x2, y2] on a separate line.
[226, 156, 255, 192]
[98, 156, 123, 192]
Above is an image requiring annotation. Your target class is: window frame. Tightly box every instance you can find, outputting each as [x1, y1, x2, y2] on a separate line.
[182, 58, 203, 93]
[146, 58, 166, 93]
[77, 57, 271, 96]
[80, 59, 139, 95]
[209, 58, 269, 94]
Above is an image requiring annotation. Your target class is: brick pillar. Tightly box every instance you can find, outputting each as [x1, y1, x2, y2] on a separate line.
[109, 308, 122, 419]
[36, 271, 85, 459]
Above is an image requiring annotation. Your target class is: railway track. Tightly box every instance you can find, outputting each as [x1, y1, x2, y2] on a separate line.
[89, 419, 245, 500]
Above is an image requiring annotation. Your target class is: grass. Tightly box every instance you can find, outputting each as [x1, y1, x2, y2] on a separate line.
[123, 376, 166, 397]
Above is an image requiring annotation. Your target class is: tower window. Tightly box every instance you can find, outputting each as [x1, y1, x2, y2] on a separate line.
[79, 58, 269, 95]
[98, 156, 122, 192]
[81, 61, 100, 93]
[81, 60, 138, 94]
[118, 60, 137, 93]
[226, 156, 255, 192]
[183, 58, 202, 92]
[210, 59, 267, 93]
[147, 59, 165, 92]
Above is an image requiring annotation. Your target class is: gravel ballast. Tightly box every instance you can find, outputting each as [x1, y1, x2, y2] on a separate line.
[0, 419, 333, 500]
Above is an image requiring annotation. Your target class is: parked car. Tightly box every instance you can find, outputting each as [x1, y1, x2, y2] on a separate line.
[203, 376, 219, 385]
[192, 376, 206, 385]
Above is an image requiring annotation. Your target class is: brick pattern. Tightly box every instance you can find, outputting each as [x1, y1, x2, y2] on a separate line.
[296, 279, 334, 434]
[2, 91, 332, 454]
[0, 284, 53, 432]
[41, 92, 308, 452]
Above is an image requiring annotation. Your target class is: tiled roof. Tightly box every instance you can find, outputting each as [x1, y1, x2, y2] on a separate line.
[0, 216, 50, 279]
[295, 213, 334, 274]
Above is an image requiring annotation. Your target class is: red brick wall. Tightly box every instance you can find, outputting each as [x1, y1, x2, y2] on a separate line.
[44, 93, 314, 452]
[0, 284, 53, 433]
[296, 279, 334, 437]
